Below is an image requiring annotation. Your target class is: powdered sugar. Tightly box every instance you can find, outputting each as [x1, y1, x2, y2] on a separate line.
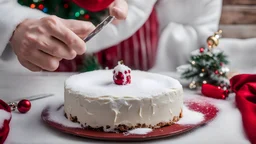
[65, 70, 182, 98]
[177, 105, 204, 125]
[0, 109, 11, 128]
[47, 103, 80, 128]
[124, 128, 153, 135]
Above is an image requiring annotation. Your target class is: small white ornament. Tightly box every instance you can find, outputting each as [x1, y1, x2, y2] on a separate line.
[221, 67, 230, 73]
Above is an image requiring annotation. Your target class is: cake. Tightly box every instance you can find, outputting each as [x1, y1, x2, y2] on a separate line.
[64, 63, 183, 132]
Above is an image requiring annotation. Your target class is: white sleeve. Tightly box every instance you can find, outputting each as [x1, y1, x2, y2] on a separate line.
[0, 0, 47, 58]
[86, 0, 157, 53]
[151, 0, 222, 72]
[219, 38, 256, 71]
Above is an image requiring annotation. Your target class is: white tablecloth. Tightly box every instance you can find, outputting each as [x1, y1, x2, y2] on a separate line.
[0, 71, 251, 144]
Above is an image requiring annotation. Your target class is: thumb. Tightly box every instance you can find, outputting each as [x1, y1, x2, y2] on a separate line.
[59, 18, 96, 39]
[109, 0, 128, 20]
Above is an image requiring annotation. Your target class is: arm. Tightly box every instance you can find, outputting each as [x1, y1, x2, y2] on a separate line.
[0, 0, 128, 72]
[151, 0, 222, 71]
[0, 0, 48, 58]
[86, 0, 158, 53]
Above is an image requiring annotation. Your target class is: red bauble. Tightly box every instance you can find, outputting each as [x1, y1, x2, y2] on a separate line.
[199, 47, 205, 53]
[201, 84, 229, 99]
[214, 70, 219, 75]
[17, 99, 31, 113]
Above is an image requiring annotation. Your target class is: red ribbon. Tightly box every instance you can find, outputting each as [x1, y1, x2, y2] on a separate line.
[201, 84, 229, 99]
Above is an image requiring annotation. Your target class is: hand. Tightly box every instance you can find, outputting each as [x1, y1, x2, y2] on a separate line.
[109, 0, 128, 24]
[10, 16, 95, 72]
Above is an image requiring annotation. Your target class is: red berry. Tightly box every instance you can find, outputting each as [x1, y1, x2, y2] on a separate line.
[199, 47, 204, 53]
[116, 73, 124, 79]
[114, 79, 124, 85]
[118, 72, 122, 75]
[125, 71, 127, 74]
[126, 75, 131, 84]
[128, 70, 131, 73]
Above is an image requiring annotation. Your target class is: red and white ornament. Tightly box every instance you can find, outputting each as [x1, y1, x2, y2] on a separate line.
[113, 61, 131, 85]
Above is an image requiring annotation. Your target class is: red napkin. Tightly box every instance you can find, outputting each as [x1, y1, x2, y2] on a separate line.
[72, 0, 114, 12]
[230, 74, 256, 144]
[0, 100, 11, 144]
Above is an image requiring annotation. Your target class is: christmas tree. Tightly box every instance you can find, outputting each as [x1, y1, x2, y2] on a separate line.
[177, 30, 230, 90]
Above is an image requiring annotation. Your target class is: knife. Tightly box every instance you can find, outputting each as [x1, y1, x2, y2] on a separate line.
[83, 15, 115, 43]
[8, 93, 54, 103]
[8, 93, 54, 112]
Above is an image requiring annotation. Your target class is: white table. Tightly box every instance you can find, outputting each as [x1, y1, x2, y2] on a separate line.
[0, 71, 250, 144]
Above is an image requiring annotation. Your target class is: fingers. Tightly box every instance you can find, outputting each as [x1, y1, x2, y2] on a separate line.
[59, 19, 96, 39]
[24, 50, 60, 71]
[18, 57, 42, 72]
[109, 0, 128, 20]
[37, 36, 76, 60]
[41, 16, 86, 55]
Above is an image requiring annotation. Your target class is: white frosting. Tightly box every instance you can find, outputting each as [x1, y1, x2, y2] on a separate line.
[0, 109, 11, 128]
[64, 70, 183, 132]
[124, 128, 153, 135]
[113, 62, 131, 73]
[47, 103, 204, 130]
[65, 70, 182, 98]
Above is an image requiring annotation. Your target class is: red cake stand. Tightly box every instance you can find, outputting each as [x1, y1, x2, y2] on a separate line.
[41, 99, 218, 142]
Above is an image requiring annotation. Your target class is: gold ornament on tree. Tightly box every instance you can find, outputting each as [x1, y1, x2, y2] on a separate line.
[207, 30, 222, 50]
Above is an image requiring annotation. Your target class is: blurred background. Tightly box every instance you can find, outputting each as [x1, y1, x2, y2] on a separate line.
[220, 0, 256, 38]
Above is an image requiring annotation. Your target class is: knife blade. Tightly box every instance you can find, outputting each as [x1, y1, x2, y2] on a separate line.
[83, 15, 115, 43]
[8, 93, 54, 103]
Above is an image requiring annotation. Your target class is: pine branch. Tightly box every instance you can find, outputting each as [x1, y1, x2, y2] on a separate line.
[181, 48, 230, 87]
